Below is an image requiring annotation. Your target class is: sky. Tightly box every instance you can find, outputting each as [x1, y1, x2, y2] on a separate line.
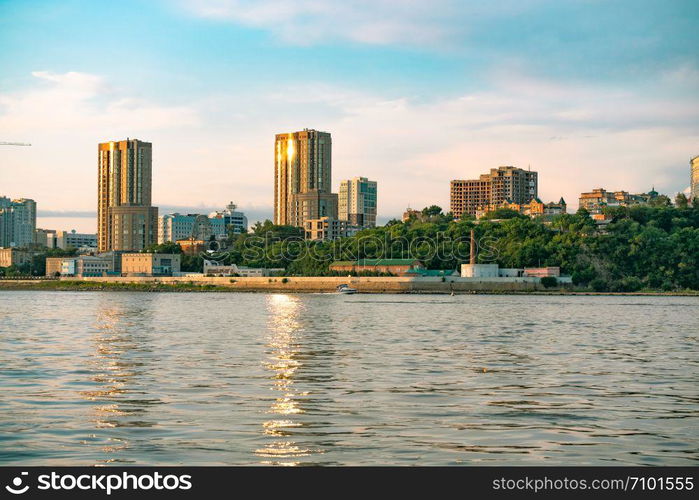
[0, 0, 698, 233]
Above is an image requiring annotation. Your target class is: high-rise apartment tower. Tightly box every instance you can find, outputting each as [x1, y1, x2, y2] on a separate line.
[450, 166, 538, 218]
[274, 129, 337, 227]
[338, 177, 377, 228]
[97, 139, 158, 252]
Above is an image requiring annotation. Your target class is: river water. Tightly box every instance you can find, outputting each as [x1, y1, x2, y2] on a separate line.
[0, 291, 697, 465]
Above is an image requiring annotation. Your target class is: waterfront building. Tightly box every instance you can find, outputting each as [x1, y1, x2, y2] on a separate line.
[121, 253, 181, 276]
[523, 267, 561, 277]
[208, 202, 248, 234]
[338, 177, 377, 228]
[45, 255, 113, 277]
[68, 256, 112, 277]
[97, 139, 158, 252]
[329, 258, 425, 276]
[274, 129, 337, 227]
[99, 251, 125, 275]
[578, 188, 658, 214]
[461, 263, 500, 277]
[304, 216, 361, 241]
[0, 197, 36, 248]
[202, 261, 284, 277]
[0, 248, 32, 268]
[45, 257, 64, 276]
[450, 166, 538, 218]
[691, 156, 699, 201]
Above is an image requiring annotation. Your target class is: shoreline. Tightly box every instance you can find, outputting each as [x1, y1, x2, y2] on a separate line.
[1, 279, 697, 296]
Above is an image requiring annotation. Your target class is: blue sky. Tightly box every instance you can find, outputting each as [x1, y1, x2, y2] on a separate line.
[1, 0, 698, 231]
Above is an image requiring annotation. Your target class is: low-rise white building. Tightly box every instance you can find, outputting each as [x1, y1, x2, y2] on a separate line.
[203, 261, 283, 277]
[461, 263, 499, 278]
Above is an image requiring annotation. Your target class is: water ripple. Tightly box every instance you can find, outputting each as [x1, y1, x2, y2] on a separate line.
[0, 291, 697, 465]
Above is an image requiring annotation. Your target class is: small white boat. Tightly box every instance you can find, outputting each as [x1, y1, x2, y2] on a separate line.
[336, 284, 358, 294]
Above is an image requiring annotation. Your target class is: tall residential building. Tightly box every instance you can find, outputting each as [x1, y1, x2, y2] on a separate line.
[691, 156, 699, 201]
[0, 196, 36, 248]
[274, 129, 337, 227]
[338, 177, 378, 228]
[450, 166, 538, 218]
[97, 139, 158, 252]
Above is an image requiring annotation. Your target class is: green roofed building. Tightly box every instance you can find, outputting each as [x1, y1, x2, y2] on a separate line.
[329, 258, 424, 276]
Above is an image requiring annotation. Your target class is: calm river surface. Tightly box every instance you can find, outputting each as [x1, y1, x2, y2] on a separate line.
[0, 291, 697, 466]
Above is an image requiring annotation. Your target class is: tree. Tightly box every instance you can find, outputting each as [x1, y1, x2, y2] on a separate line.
[675, 192, 689, 209]
[251, 220, 303, 240]
[482, 208, 523, 220]
[421, 205, 443, 217]
[648, 194, 671, 208]
[540, 276, 558, 288]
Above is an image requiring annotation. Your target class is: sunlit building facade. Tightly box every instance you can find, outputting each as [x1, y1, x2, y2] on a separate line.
[450, 166, 537, 218]
[97, 139, 158, 252]
[274, 129, 337, 227]
[578, 188, 658, 215]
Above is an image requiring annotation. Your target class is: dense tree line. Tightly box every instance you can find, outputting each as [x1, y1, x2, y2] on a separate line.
[209, 203, 698, 291]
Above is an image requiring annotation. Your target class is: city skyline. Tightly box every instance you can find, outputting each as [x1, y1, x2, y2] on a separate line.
[1, 0, 698, 233]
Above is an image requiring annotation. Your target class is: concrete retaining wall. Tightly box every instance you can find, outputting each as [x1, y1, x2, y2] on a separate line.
[68, 275, 571, 293]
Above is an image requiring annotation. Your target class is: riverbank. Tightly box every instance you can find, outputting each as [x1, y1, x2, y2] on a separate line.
[1, 277, 697, 295]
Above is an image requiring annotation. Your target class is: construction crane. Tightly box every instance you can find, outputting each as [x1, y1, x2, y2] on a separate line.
[0, 142, 31, 146]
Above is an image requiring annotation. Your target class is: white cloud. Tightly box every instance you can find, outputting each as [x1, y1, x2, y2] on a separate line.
[0, 71, 199, 135]
[180, 0, 463, 46]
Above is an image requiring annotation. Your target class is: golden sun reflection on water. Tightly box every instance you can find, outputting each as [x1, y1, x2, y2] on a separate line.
[255, 294, 320, 465]
[78, 303, 151, 461]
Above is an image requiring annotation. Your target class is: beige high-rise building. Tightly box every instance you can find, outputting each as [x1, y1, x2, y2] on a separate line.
[338, 176, 377, 228]
[274, 129, 337, 227]
[450, 166, 538, 218]
[691, 155, 699, 201]
[97, 139, 158, 252]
